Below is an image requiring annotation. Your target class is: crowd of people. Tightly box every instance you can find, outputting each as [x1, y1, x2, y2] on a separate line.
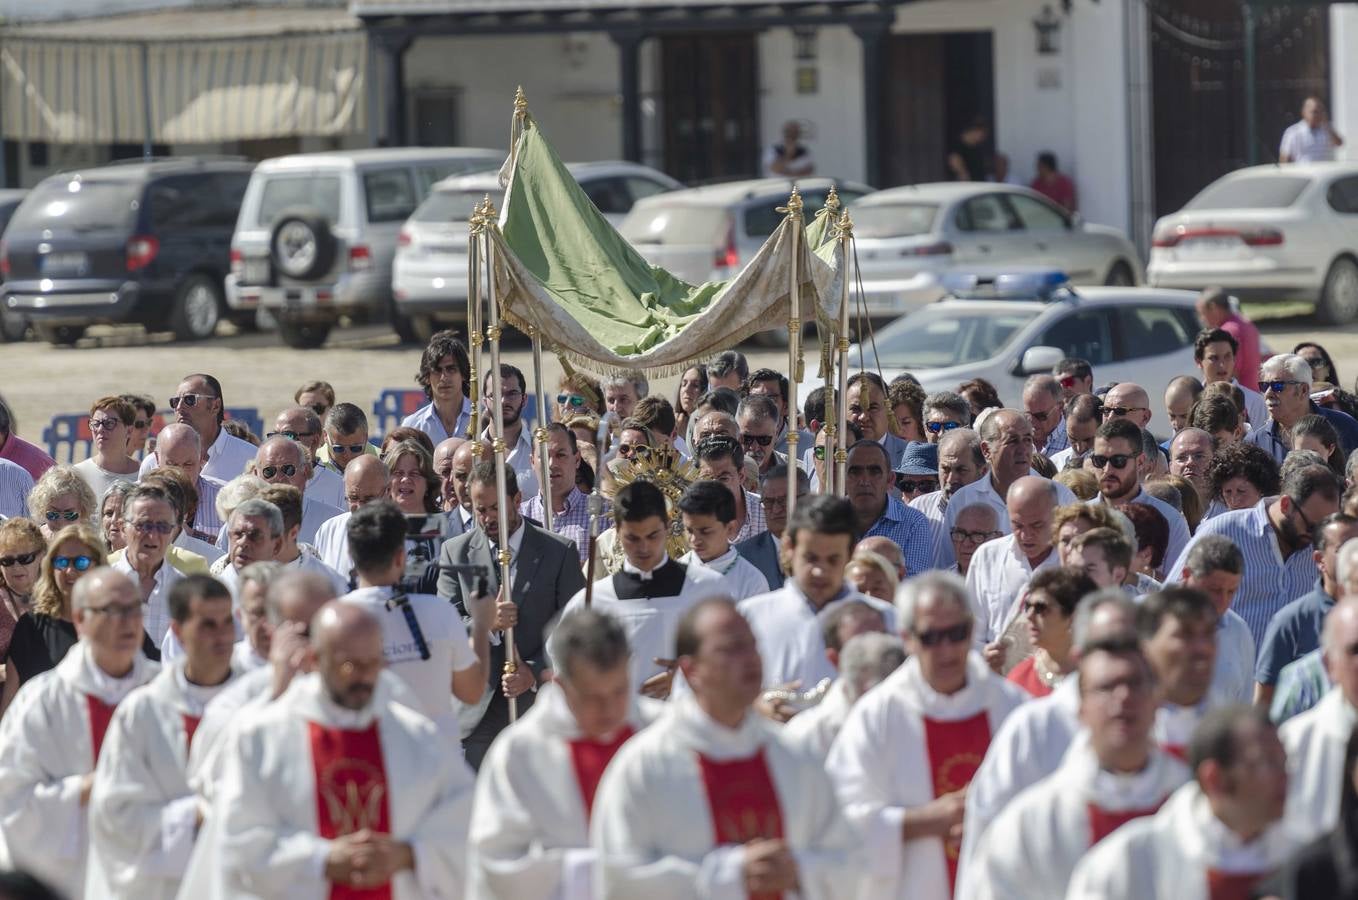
[0, 291, 1356, 899]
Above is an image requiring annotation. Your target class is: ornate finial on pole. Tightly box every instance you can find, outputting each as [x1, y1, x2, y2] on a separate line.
[469, 197, 487, 235]
[824, 185, 841, 215]
[780, 186, 805, 223]
[483, 193, 500, 222]
[514, 85, 529, 120]
[838, 209, 854, 238]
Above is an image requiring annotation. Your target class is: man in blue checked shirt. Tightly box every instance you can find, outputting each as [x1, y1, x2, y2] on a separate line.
[844, 439, 931, 578]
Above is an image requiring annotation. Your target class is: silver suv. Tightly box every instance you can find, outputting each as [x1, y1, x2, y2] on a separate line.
[227, 147, 502, 348]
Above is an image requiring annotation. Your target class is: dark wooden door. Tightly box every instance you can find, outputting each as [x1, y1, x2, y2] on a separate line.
[661, 34, 759, 183]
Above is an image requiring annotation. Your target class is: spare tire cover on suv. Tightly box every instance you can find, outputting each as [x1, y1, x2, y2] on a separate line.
[269, 208, 338, 281]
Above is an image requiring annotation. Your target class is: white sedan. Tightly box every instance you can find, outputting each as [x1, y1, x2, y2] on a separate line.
[1147, 162, 1358, 323]
[802, 271, 1200, 429]
[848, 184, 1144, 318]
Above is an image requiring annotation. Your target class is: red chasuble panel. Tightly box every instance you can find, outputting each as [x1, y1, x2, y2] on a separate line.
[85, 696, 117, 764]
[696, 749, 786, 900]
[1162, 744, 1188, 763]
[182, 714, 202, 755]
[568, 726, 635, 821]
[1086, 802, 1164, 846]
[1207, 868, 1268, 900]
[308, 722, 394, 900]
[923, 712, 992, 894]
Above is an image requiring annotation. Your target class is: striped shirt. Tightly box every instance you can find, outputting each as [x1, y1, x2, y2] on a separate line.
[0, 458, 33, 519]
[521, 486, 600, 563]
[112, 555, 182, 648]
[1165, 498, 1319, 648]
[735, 490, 767, 544]
[1097, 488, 1191, 576]
[1270, 649, 1330, 724]
[864, 494, 933, 578]
[192, 475, 226, 543]
[909, 488, 954, 570]
[1038, 416, 1069, 457]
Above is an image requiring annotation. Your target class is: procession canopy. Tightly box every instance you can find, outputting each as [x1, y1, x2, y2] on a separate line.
[485, 104, 846, 376]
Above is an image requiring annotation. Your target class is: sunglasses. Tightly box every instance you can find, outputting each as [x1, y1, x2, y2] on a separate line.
[53, 555, 94, 572]
[1025, 408, 1055, 423]
[895, 476, 937, 494]
[740, 433, 774, 447]
[132, 419, 150, 430]
[331, 443, 368, 455]
[0, 552, 38, 568]
[1259, 380, 1304, 394]
[1058, 375, 1079, 389]
[1023, 599, 1052, 616]
[557, 393, 588, 409]
[85, 602, 142, 621]
[89, 417, 123, 432]
[44, 510, 80, 523]
[266, 430, 316, 441]
[1101, 406, 1147, 418]
[926, 421, 961, 434]
[130, 521, 175, 535]
[617, 444, 653, 459]
[307, 404, 328, 417]
[951, 527, 1001, 545]
[1089, 454, 1134, 469]
[913, 622, 972, 647]
[168, 393, 215, 409]
[260, 464, 297, 479]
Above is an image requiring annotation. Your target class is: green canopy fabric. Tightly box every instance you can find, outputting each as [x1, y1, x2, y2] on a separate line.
[489, 115, 844, 375]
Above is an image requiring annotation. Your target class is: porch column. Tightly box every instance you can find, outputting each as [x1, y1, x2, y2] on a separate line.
[853, 19, 888, 187]
[612, 30, 644, 163]
[373, 31, 413, 146]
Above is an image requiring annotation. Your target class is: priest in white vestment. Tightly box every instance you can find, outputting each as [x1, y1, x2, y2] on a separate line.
[0, 568, 159, 900]
[963, 636, 1190, 900]
[212, 602, 475, 900]
[469, 609, 663, 899]
[87, 575, 240, 900]
[827, 571, 1026, 900]
[784, 632, 906, 759]
[1067, 706, 1300, 900]
[592, 597, 858, 899]
[1279, 595, 1358, 843]
[1141, 586, 1234, 761]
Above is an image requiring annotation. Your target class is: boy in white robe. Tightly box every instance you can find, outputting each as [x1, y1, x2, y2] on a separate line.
[0, 568, 160, 899]
[87, 575, 240, 900]
[785, 631, 906, 759]
[1278, 595, 1358, 843]
[1067, 706, 1300, 900]
[679, 480, 770, 601]
[212, 602, 475, 900]
[469, 609, 663, 899]
[561, 480, 726, 698]
[964, 636, 1190, 900]
[1141, 587, 1233, 761]
[827, 571, 1026, 900]
[592, 596, 858, 899]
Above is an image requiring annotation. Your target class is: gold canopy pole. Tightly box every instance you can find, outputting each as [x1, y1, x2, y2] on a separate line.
[784, 187, 804, 522]
[482, 195, 518, 723]
[467, 198, 486, 455]
[530, 325, 552, 529]
[835, 212, 854, 495]
[819, 187, 842, 495]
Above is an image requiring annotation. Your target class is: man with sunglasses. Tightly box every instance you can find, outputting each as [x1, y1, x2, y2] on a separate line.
[1022, 375, 1068, 458]
[923, 392, 971, 445]
[1193, 329, 1268, 429]
[270, 406, 344, 510]
[736, 464, 808, 591]
[0, 567, 159, 899]
[319, 403, 378, 474]
[1247, 353, 1358, 465]
[240, 437, 342, 547]
[829, 571, 1026, 900]
[1092, 418, 1192, 573]
[736, 394, 785, 477]
[140, 374, 254, 484]
[1053, 357, 1094, 401]
[1167, 454, 1341, 648]
[1101, 383, 1154, 430]
[120, 393, 157, 459]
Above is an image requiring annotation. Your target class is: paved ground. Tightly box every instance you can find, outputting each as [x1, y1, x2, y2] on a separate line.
[1, 308, 1351, 449]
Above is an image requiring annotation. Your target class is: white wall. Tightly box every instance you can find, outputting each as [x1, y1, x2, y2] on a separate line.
[1332, 3, 1358, 162]
[0, 0, 331, 24]
[758, 26, 865, 182]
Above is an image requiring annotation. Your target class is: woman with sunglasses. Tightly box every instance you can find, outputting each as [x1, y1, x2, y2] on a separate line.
[672, 365, 708, 451]
[1295, 342, 1358, 422]
[555, 371, 604, 420]
[0, 518, 44, 670]
[73, 395, 142, 502]
[1007, 567, 1097, 698]
[27, 465, 98, 542]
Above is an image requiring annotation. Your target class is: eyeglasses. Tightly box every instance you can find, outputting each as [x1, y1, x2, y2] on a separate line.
[53, 555, 94, 572]
[760, 495, 789, 511]
[950, 527, 1000, 545]
[89, 417, 123, 432]
[0, 552, 38, 568]
[557, 393, 588, 409]
[913, 622, 972, 647]
[85, 602, 142, 621]
[740, 433, 774, 447]
[1089, 454, 1134, 470]
[331, 443, 368, 455]
[1303, 357, 1327, 370]
[132, 419, 149, 430]
[44, 510, 80, 523]
[266, 430, 316, 441]
[260, 464, 297, 479]
[895, 477, 937, 494]
[130, 521, 175, 535]
[168, 393, 215, 409]
[1024, 408, 1055, 423]
[926, 421, 961, 434]
[1101, 406, 1147, 419]
[1259, 380, 1304, 394]
[307, 404, 328, 417]
[1023, 598, 1052, 616]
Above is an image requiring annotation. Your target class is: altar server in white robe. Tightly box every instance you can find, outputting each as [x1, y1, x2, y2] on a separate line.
[964, 636, 1190, 900]
[1279, 594, 1358, 843]
[212, 602, 475, 899]
[0, 568, 159, 899]
[1067, 706, 1300, 900]
[1140, 586, 1235, 761]
[469, 609, 662, 899]
[87, 574, 239, 900]
[561, 481, 725, 698]
[785, 631, 906, 759]
[592, 596, 858, 899]
[826, 571, 1027, 900]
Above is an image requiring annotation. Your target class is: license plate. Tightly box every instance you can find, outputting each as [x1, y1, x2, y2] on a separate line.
[242, 260, 270, 284]
[39, 252, 88, 275]
[1176, 237, 1241, 259]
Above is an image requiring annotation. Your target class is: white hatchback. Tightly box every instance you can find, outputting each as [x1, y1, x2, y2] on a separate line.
[1147, 162, 1358, 323]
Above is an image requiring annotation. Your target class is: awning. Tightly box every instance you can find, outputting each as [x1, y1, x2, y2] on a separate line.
[0, 7, 366, 144]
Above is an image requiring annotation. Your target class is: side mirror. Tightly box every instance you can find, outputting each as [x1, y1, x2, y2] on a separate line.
[1014, 345, 1064, 377]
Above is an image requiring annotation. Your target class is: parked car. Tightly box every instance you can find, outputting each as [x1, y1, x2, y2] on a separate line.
[620, 177, 874, 287]
[393, 161, 681, 340]
[845, 183, 1143, 319]
[0, 189, 30, 341]
[1147, 162, 1358, 323]
[799, 269, 1201, 428]
[1, 161, 253, 345]
[227, 147, 503, 349]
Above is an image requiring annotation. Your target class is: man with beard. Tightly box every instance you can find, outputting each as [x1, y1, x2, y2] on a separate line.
[479, 363, 539, 502]
[519, 424, 594, 564]
[1091, 418, 1191, 570]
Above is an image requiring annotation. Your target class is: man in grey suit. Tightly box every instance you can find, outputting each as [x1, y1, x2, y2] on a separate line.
[737, 463, 809, 590]
[437, 460, 586, 768]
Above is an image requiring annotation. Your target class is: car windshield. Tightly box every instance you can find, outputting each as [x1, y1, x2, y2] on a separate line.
[620, 205, 727, 245]
[257, 175, 342, 226]
[1185, 175, 1309, 210]
[413, 189, 502, 224]
[869, 306, 1040, 368]
[849, 202, 939, 239]
[10, 179, 140, 232]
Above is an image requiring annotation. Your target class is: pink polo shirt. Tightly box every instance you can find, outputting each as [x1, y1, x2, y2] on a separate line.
[0, 433, 54, 481]
[1220, 311, 1261, 386]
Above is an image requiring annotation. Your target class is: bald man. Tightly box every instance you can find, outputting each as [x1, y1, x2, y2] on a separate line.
[1102, 383, 1153, 430]
[274, 406, 345, 509]
[433, 437, 466, 514]
[449, 441, 481, 529]
[312, 455, 391, 580]
[859, 535, 907, 581]
[211, 602, 476, 899]
[154, 423, 227, 541]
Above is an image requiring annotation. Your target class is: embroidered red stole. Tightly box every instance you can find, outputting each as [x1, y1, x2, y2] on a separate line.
[182, 714, 202, 754]
[568, 725, 635, 821]
[85, 696, 117, 764]
[1086, 801, 1164, 845]
[308, 722, 393, 900]
[696, 749, 786, 900]
[1206, 868, 1268, 900]
[922, 712, 992, 894]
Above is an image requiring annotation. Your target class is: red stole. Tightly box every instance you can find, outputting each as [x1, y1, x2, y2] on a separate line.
[1086, 801, 1164, 845]
[696, 749, 785, 900]
[85, 696, 117, 764]
[308, 722, 393, 900]
[1161, 744, 1188, 763]
[182, 714, 202, 754]
[1206, 868, 1268, 900]
[568, 725, 635, 821]
[922, 712, 992, 894]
